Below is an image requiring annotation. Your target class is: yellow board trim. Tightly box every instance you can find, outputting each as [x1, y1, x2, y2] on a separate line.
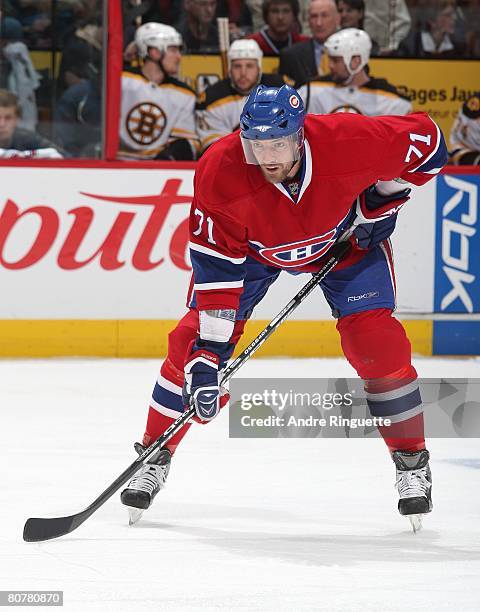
[0, 319, 432, 358]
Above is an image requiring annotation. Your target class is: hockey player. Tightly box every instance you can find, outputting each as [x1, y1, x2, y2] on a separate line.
[118, 22, 199, 160]
[299, 29, 411, 116]
[121, 84, 447, 530]
[195, 39, 284, 153]
[449, 93, 480, 165]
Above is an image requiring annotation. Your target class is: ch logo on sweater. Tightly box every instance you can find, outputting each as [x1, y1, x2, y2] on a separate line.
[257, 230, 337, 267]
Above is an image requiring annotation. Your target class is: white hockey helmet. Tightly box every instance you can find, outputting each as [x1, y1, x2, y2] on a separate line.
[324, 28, 372, 76]
[135, 22, 183, 58]
[227, 39, 263, 72]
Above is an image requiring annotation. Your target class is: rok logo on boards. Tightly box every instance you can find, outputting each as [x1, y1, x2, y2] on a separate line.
[435, 174, 479, 313]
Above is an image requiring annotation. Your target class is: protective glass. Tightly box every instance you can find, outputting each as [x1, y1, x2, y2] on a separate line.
[240, 128, 304, 165]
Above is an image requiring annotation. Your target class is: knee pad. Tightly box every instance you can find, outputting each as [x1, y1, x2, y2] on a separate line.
[337, 308, 413, 380]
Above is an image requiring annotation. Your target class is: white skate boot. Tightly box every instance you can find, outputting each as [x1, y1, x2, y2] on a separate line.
[120, 445, 172, 525]
[392, 448, 433, 533]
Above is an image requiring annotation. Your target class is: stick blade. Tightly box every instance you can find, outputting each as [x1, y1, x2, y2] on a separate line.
[23, 513, 84, 542]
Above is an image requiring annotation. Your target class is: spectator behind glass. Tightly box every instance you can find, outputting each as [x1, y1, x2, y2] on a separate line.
[337, 0, 379, 54]
[9, 0, 91, 49]
[57, 14, 102, 94]
[337, 0, 363, 28]
[175, 0, 219, 52]
[363, 0, 411, 53]
[54, 60, 101, 157]
[0, 15, 40, 131]
[142, 0, 175, 26]
[461, 0, 480, 57]
[215, 0, 253, 39]
[398, 0, 466, 58]
[248, 0, 308, 56]
[0, 88, 63, 157]
[123, 0, 151, 47]
[245, 0, 301, 33]
[9, 0, 52, 49]
[279, 0, 340, 88]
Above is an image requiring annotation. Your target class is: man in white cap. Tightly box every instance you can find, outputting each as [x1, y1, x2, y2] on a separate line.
[299, 28, 411, 116]
[195, 39, 285, 153]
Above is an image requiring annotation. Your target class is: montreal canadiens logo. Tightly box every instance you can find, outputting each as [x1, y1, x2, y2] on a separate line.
[258, 230, 337, 268]
[289, 95, 300, 108]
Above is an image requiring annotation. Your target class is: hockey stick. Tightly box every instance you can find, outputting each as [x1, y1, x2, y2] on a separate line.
[23, 240, 352, 542]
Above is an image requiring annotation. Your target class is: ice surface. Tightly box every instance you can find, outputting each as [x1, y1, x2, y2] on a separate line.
[1, 357, 480, 611]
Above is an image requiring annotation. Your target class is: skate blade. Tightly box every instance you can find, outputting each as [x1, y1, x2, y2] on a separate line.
[408, 514, 423, 534]
[127, 507, 144, 526]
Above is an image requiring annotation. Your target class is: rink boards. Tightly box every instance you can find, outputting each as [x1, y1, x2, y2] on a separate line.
[0, 162, 478, 356]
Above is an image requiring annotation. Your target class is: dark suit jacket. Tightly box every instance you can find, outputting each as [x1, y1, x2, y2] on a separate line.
[278, 39, 317, 89]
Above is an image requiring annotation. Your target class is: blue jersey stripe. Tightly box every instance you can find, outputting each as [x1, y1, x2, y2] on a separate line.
[414, 130, 448, 174]
[191, 249, 246, 285]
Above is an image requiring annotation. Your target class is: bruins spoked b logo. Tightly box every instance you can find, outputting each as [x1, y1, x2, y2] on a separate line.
[330, 104, 363, 114]
[126, 102, 167, 145]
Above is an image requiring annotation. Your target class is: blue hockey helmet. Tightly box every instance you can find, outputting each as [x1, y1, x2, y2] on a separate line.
[239, 84, 305, 165]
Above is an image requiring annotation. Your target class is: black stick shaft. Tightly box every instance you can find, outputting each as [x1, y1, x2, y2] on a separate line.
[23, 240, 351, 541]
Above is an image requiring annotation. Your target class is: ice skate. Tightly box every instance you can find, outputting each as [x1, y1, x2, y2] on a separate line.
[392, 449, 432, 533]
[120, 445, 172, 525]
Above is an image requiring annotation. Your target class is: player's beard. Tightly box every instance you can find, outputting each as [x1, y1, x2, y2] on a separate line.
[259, 160, 299, 184]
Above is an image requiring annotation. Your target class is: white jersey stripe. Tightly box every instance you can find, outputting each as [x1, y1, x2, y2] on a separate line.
[298, 139, 312, 202]
[385, 404, 424, 424]
[157, 374, 183, 395]
[190, 242, 246, 264]
[150, 400, 188, 420]
[194, 280, 244, 290]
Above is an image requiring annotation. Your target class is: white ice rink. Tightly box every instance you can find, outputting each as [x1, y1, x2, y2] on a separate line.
[1, 356, 480, 612]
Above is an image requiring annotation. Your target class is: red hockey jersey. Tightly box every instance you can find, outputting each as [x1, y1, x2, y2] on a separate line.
[189, 112, 446, 311]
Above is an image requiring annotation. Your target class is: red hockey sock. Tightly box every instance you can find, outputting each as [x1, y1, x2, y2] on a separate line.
[377, 413, 426, 453]
[143, 405, 192, 455]
[337, 309, 426, 454]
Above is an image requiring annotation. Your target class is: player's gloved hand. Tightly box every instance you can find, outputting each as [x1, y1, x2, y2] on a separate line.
[353, 184, 411, 249]
[183, 339, 230, 422]
[354, 216, 398, 249]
